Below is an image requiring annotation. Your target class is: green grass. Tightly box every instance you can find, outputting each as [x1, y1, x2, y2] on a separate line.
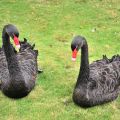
[0, 0, 120, 120]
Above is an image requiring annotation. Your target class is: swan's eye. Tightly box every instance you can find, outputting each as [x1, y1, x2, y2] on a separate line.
[71, 44, 76, 51]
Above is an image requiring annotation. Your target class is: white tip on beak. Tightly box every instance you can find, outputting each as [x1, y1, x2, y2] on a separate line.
[16, 45, 20, 49]
[72, 58, 76, 61]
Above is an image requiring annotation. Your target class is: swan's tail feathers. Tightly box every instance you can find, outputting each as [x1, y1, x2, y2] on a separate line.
[24, 38, 27, 42]
[0, 47, 2, 52]
[19, 38, 42, 74]
[102, 55, 107, 59]
[20, 38, 36, 51]
[102, 54, 120, 63]
[31, 44, 35, 50]
[110, 54, 120, 62]
[102, 55, 110, 63]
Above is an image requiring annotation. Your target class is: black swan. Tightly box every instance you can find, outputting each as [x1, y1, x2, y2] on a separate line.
[71, 35, 120, 107]
[0, 24, 38, 99]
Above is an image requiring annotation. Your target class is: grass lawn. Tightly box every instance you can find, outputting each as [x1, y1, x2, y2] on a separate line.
[0, 0, 120, 120]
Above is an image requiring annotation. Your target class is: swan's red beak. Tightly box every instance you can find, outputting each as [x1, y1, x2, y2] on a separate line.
[13, 35, 20, 49]
[72, 48, 78, 61]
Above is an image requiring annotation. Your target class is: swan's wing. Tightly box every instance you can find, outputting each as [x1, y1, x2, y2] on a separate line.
[90, 54, 120, 69]
[89, 61, 120, 94]
[19, 39, 42, 73]
[17, 51, 37, 78]
[17, 51, 38, 90]
[0, 52, 9, 87]
[109, 54, 120, 62]
[90, 55, 110, 69]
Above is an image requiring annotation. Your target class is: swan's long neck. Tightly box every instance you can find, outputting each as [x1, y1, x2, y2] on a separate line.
[2, 30, 24, 83]
[2, 31, 15, 59]
[76, 41, 89, 85]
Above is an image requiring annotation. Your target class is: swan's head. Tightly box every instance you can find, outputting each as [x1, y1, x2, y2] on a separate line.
[4, 24, 20, 49]
[71, 35, 86, 61]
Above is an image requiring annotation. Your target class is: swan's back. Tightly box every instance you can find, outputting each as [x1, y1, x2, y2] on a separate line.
[90, 55, 120, 69]
[90, 55, 110, 69]
[17, 50, 37, 90]
[0, 50, 9, 82]
[17, 39, 38, 91]
[89, 55, 120, 95]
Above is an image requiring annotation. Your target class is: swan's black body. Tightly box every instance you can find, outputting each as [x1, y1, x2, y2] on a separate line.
[0, 24, 38, 99]
[71, 35, 120, 107]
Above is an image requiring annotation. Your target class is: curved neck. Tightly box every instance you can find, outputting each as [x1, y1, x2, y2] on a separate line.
[2, 30, 23, 81]
[76, 41, 89, 85]
[2, 31, 15, 58]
